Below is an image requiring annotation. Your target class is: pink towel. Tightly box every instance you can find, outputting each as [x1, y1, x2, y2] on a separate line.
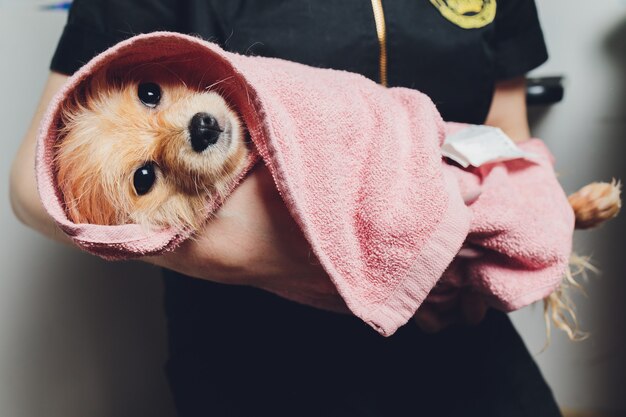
[36, 32, 574, 336]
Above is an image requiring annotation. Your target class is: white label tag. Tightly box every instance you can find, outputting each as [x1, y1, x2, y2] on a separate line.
[442, 125, 538, 168]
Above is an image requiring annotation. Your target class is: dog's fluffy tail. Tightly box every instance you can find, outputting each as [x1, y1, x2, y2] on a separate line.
[543, 254, 596, 344]
[542, 180, 621, 344]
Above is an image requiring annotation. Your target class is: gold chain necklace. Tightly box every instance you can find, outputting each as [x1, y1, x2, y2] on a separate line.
[370, 0, 388, 86]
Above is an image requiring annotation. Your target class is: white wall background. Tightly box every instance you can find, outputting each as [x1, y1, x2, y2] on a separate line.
[0, 1, 625, 416]
[0, 3, 175, 416]
[510, 0, 626, 413]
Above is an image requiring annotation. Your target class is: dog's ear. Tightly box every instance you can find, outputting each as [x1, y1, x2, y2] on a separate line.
[57, 71, 106, 130]
[104, 69, 125, 89]
[84, 70, 104, 99]
[58, 87, 87, 133]
[59, 70, 107, 117]
[72, 68, 126, 108]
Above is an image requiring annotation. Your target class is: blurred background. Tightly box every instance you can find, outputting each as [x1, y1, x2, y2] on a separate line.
[1, 1, 625, 416]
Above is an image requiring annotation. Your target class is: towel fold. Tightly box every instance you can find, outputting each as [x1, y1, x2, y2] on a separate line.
[36, 32, 574, 336]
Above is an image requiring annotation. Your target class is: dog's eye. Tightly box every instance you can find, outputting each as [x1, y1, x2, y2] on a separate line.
[138, 83, 161, 108]
[133, 163, 156, 195]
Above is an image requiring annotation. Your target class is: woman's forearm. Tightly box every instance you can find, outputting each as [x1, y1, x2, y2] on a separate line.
[485, 77, 532, 142]
[10, 72, 72, 244]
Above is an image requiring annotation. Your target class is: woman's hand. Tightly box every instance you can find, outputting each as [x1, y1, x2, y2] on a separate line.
[147, 164, 348, 313]
[413, 76, 532, 332]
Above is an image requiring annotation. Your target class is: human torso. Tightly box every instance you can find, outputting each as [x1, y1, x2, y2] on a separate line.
[183, 0, 501, 124]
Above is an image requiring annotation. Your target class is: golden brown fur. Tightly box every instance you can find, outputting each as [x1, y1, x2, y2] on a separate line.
[55, 67, 249, 231]
[543, 180, 622, 341]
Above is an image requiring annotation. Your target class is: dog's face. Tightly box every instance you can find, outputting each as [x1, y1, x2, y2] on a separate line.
[55, 67, 249, 230]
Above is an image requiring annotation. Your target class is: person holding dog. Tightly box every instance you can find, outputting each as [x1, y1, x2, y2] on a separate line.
[10, 1, 563, 415]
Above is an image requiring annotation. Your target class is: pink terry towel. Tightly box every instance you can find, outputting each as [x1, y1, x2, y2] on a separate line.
[36, 32, 574, 336]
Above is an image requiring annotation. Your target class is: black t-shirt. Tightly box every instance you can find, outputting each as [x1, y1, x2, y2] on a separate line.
[51, 0, 547, 124]
[50, 2, 561, 416]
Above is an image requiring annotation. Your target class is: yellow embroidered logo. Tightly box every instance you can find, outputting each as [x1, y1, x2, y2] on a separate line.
[429, 0, 496, 29]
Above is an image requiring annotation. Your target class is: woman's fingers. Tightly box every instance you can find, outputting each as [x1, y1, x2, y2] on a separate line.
[460, 291, 488, 325]
[414, 290, 488, 332]
[414, 303, 457, 333]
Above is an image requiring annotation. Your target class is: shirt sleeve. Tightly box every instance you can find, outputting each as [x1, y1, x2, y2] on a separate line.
[492, 0, 549, 80]
[51, 0, 192, 75]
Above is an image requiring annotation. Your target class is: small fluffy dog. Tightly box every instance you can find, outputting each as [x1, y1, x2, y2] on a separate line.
[55, 66, 621, 337]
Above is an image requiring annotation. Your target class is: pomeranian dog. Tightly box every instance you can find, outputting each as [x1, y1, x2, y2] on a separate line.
[55, 66, 249, 231]
[54, 65, 621, 337]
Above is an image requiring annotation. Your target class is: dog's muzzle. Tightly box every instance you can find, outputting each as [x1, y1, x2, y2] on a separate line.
[188, 112, 222, 152]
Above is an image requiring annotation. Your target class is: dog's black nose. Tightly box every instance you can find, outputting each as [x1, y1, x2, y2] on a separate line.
[188, 112, 222, 152]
